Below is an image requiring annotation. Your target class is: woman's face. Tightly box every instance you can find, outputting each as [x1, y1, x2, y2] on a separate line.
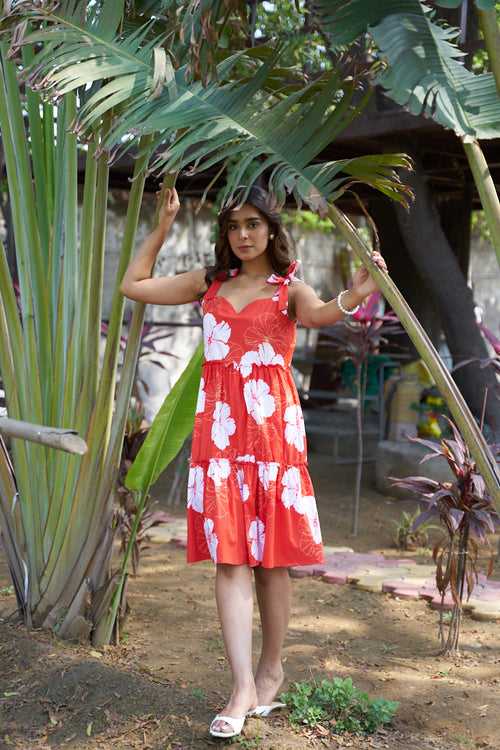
[226, 203, 271, 263]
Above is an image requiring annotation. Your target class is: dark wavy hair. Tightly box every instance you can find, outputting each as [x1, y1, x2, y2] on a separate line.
[205, 186, 295, 285]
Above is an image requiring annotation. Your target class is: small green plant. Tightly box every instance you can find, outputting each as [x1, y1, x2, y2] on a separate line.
[280, 677, 398, 735]
[191, 687, 206, 701]
[435, 668, 451, 677]
[235, 736, 262, 749]
[451, 733, 474, 748]
[0, 585, 14, 597]
[380, 642, 398, 653]
[392, 508, 439, 551]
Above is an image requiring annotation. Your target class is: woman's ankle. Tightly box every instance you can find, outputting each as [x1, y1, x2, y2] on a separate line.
[255, 659, 284, 680]
[231, 678, 257, 695]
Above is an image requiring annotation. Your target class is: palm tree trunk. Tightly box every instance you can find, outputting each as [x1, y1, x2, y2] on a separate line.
[462, 138, 500, 267]
[477, 8, 500, 95]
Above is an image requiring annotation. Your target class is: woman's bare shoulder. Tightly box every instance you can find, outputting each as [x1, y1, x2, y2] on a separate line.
[288, 278, 314, 298]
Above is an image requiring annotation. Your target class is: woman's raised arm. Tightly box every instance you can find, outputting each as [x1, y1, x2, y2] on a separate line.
[290, 251, 388, 327]
[119, 187, 208, 305]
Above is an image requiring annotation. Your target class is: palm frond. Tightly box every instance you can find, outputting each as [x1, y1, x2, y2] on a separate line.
[372, 11, 500, 139]
[19, 12, 412, 211]
[121, 54, 413, 210]
[177, 0, 248, 84]
[311, 0, 500, 139]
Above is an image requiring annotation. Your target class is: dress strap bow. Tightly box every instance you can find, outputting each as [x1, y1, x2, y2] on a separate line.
[266, 260, 300, 315]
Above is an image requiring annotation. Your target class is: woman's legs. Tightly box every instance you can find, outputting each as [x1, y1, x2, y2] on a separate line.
[253, 566, 291, 705]
[212, 563, 258, 733]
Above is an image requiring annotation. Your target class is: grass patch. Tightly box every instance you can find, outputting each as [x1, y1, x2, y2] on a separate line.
[280, 676, 398, 735]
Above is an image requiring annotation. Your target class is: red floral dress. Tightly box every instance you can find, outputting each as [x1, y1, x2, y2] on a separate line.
[186, 261, 324, 568]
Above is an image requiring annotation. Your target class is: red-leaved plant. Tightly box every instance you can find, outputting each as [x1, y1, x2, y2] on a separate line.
[390, 418, 500, 654]
[323, 291, 402, 535]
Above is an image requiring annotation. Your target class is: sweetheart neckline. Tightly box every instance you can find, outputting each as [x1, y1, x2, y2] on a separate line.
[213, 294, 277, 316]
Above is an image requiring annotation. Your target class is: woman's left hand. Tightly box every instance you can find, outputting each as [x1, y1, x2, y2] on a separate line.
[352, 252, 387, 299]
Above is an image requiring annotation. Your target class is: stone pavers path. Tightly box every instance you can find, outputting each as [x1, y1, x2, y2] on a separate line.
[149, 518, 500, 622]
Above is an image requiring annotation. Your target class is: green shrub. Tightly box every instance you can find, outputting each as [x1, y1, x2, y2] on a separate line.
[280, 677, 398, 735]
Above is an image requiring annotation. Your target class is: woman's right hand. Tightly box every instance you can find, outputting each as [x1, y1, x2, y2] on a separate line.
[157, 186, 180, 236]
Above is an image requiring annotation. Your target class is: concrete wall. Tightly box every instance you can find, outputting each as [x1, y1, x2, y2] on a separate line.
[469, 231, 500, 346]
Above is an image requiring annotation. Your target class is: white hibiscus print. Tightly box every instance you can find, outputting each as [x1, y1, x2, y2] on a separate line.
[302, 495, 322, 544]
[204, 518, 219, 562]
[208, 458, 231, 487]
[239, 350, 261, 378]
[257, 461, 279, 491]
[236, 468, 250, 502]
[238, 343, 285, 377]
[284, 404, 305, 452]
[257, 342, 285, 368]
[243, 379, 276, 424]
[203, 313, 231, 361]
[196, 377, 206, 414]
[248, 517, 265, 562]
[236, 454, 256, 463]
[187, 466, 204, 513]
[281, 467, 304, 513]
[211, 401, 236, 450]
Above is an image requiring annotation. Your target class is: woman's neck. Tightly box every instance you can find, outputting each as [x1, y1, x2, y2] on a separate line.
[239, 257, 273, 279]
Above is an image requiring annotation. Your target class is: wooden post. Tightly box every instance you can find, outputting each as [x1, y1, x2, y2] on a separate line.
[0, 418, 87, 454]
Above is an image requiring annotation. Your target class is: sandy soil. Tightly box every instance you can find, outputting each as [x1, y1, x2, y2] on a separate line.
[1, 456, 499, 750]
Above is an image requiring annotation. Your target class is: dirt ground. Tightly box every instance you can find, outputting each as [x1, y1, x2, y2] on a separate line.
[1, 455, 499, 750]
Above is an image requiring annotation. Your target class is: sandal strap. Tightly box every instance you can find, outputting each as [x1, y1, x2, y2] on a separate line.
[210, 714, 245, 731]
[250, 702, 287, 716]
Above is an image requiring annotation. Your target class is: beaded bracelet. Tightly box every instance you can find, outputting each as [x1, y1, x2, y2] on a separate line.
[337, 289, 360, 316]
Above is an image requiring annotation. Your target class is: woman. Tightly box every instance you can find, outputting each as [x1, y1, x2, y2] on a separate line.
[120, 185, 387, 739]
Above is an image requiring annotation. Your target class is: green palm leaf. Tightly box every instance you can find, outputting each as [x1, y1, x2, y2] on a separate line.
[372, 12, 500, 139]
[311, 0, 500, 139]
[310, 0, 412, 48]
[20, 15, 412, 210]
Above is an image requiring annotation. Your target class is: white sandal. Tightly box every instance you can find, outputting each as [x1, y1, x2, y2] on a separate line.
[209, 713, 247, 738]
[247, 701, 287, 718]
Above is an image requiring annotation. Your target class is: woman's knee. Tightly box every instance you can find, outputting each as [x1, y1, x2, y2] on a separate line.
[254, 566, 289, 584]
[216, 563, 251, 578]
